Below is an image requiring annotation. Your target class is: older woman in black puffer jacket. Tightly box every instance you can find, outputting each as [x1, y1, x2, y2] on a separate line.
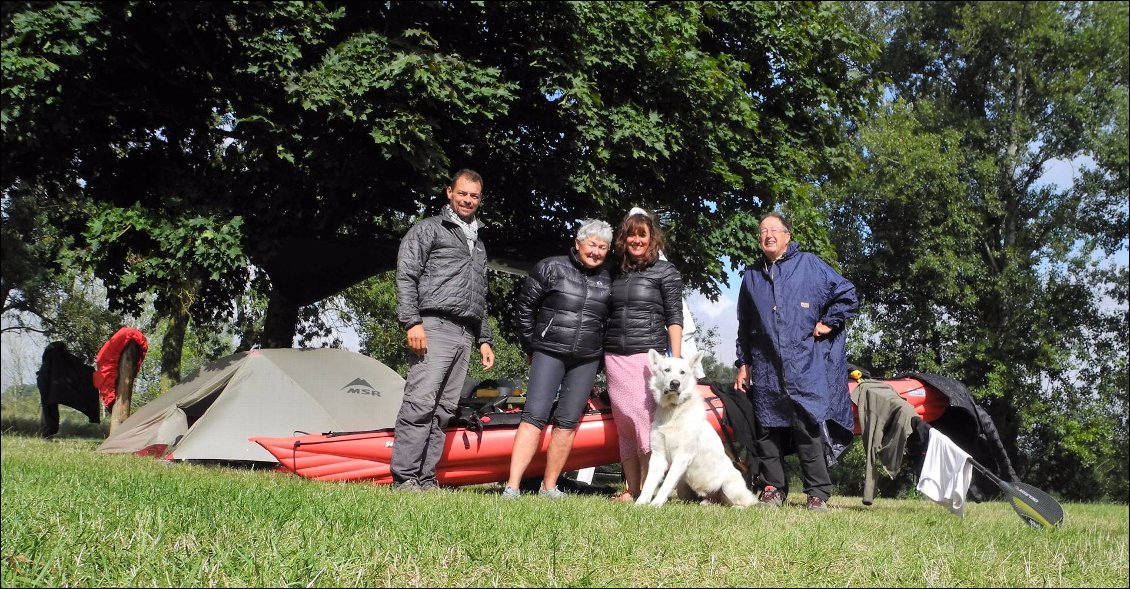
[501, 219, 614, 499]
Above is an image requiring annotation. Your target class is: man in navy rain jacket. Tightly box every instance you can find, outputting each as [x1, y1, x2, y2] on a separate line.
[734, 212, 858, 512]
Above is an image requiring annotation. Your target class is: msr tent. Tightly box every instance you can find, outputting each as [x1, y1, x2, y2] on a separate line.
[97, 348, 405, 463]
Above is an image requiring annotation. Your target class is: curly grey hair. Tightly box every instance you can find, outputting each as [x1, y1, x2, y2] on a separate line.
[575, 219, 613, 244]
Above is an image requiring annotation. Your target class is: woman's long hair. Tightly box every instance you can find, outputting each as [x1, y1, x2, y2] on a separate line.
[615, 213, 663, 272]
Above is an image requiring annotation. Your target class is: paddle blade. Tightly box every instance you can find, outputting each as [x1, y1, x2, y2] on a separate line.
[1004, 481, 1064, 528]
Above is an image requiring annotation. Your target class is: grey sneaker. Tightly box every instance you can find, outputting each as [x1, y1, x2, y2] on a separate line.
[755, 485, 784, 508]
[393, 479, 421, 492]
[500, 486, 521, 500]
[419, 480, 442, 492]
[807, 495, 829, 512]
[538, 485, 566, 499]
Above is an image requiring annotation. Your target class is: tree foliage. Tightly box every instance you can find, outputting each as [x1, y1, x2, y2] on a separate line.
[1, 182, 125, 361]
[2, 1, 877, 337]
[2, 1, 1126, 502]
[826, 1, 1129, 500]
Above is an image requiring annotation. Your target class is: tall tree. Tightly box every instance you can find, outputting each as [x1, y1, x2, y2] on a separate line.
[1, 181, 125, 361]
[79, 205, 248, 384]
[4, 2, 877, 380]
[826, 1, 1129, 499]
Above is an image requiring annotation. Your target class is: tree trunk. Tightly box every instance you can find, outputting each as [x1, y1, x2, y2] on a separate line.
[108, 341, 140, 435]
[160, 305, 189, 390]
[263, 289, 298, 348]
[986, 396, 1021, 473]
[234, 303, 262, 352]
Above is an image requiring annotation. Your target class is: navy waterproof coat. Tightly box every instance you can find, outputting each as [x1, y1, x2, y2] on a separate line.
[735, 242, 858, 441]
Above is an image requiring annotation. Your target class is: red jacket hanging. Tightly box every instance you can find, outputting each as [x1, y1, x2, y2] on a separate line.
[93, 327, 149, 408]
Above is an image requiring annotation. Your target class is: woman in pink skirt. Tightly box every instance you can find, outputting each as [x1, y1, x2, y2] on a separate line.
[604, 210, 684, 502]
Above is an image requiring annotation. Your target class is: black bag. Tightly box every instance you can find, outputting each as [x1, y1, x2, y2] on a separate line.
[707, 383, 762, 490]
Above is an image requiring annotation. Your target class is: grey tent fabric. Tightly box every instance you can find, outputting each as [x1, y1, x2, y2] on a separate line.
[97, 348, 405, 462]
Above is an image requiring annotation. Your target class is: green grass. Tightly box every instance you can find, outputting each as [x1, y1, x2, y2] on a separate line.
[1, 396, 110, 439]
[2, 433, 1127, 588]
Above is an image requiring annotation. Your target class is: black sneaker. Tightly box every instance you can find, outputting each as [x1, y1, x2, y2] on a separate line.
[807, 495, 829, 512]
[392, 480, 421, 492]
[419, 480, 442, 492]
[755, 485, 785, 508]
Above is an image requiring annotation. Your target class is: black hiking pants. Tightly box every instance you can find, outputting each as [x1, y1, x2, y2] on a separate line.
[755, 401, 833, 501]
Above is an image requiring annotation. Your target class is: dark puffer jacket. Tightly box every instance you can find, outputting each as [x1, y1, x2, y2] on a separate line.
[516, 249, 612, 359]
[603, 259, 683, 355]
[396, 214, 493, 345]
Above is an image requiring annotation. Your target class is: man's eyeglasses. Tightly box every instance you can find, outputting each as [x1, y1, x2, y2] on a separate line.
[581, 241, 609, 252]
[759, 228, 789, 236]
[454, 190, 482, 200]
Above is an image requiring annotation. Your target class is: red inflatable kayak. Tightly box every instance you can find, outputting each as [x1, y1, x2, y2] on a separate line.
[848, 377, 948, 433]
[253, 411, 621, 487]
[253, 380, 947, 486]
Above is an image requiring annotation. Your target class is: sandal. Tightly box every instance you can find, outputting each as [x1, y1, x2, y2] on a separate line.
[610, 491, 635, 503]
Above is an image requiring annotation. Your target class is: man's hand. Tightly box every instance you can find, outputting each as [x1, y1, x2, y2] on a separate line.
[480, 343, 495, 370]
[734, 364, 749, 392]
[813, 321, 833, 338]
[406, 324, 427, 356]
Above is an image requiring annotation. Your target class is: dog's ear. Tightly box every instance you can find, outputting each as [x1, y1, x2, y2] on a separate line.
[647, 348, 663, 366]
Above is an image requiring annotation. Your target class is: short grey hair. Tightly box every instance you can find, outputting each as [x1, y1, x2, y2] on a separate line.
[575, 219, 613, 244]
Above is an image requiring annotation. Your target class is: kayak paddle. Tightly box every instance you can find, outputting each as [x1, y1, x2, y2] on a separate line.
[969, 459, 1064, 528]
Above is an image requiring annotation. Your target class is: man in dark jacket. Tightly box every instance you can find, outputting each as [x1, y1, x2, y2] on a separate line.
[734, 211, 858, 512]
[391, 168, 496, 491]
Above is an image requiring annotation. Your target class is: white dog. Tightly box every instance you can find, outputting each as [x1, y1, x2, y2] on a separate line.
[636, 349, 757, 508]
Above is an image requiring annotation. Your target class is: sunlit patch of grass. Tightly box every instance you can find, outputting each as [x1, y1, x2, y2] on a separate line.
[2, 434, 1127, 587]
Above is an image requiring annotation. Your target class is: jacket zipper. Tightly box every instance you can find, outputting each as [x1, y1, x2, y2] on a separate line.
[573, 274, 589, 354]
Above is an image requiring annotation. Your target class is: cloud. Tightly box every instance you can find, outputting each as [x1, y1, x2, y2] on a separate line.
[686, 291, 738, 364]
[688, 292, 733, 320]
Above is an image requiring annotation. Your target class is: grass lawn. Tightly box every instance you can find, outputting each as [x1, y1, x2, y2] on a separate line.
[2, 431, 1127, 587]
